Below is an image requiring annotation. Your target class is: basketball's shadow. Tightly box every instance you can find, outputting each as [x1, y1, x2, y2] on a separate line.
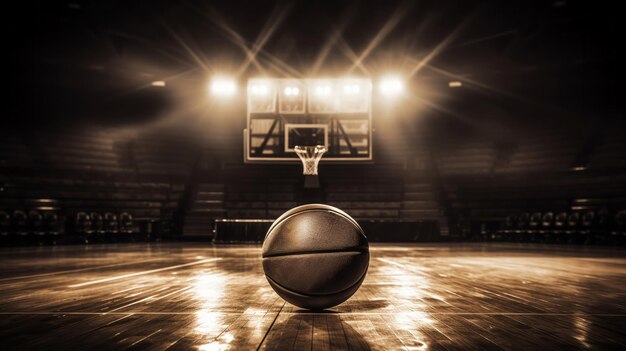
[290, 298, 390, 313]
[350, 299, 390, 311]
[262, 314, 371, 351]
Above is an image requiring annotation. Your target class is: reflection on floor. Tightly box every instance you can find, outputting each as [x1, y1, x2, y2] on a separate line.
[0, 243, 625, 350]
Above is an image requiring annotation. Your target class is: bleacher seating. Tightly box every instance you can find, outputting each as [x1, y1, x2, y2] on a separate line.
[38, 129, 122, 172]
[132, 131, 197, 176]
[499, 131, 581, 173]
[491, 209, 623, 244]
[0, 126, 188, 243]
[224, 178, 299, 219]
[324, 177, 403, 219]
[1, 118, 625, 245]
[436, 141, 496, 175]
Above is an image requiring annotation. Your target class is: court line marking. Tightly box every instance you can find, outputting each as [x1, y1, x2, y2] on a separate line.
[256, 302, 285, 351]
[67, 258, 221, 288]
[0, 311, 624, 316]
[0, 257, 185, 282]
[130, 328, 162, 347]
[376, 257, 410, 268]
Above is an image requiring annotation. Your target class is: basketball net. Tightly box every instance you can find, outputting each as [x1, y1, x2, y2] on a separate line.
[294, 145, 326, 175]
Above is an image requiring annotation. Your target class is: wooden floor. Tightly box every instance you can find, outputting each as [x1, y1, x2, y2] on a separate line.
[0, 243, 625, 350]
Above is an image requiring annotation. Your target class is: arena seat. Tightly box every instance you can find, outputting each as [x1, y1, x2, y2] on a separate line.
[90, 212, 105, 234]
[596, 210, 611, 236]
[565, 212, 581, 235]
[496, 214, 517, 238]
[494, 208, 624, 243]
[540, 212, 554, 235]
[119, 212, 134, 234]
[528, 212, 543, 236]
[104, 212, 118, 234]
[612, 211, 626, 237]
[580, 210, 596, 236]
[75, 212, 93, 235]
[504, 214, 517, 234]
[553, 212, 568, 235]
[443, 164, 626, 240]
[28, 211, 44, 235]
[0, 211, 10, 235]
[12, 210, 29, 236]
[42, 212, 62, 235]
[516, 212, 530, 234]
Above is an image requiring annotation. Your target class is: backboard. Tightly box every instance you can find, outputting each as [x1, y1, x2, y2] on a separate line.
[244, 78, 372, 162]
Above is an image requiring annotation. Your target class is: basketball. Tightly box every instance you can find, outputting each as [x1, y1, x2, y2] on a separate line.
[262, 204, 370, 310]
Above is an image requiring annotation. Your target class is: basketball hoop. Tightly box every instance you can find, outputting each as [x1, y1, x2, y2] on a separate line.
[294, 145, 326, 175]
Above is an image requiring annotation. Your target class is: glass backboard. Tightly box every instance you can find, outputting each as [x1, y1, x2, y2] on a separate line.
[244, 78, 372, 162]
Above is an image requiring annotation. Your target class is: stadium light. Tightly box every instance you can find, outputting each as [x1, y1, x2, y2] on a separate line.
[315, 85, 332, 96]
[210, 77, 237, 96]
[379, 76, 404, 96]
[343, 84, 361, 95]
[308, 80, 337, 113]
[337, 78, 370, 113]
[248, 79, 276, 113]
[250, 83, 270, 95]
[279, 81, 306, 113]
[284, 86, 300, 96]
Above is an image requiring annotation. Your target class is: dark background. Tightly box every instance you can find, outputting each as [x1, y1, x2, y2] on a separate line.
[1, 0, 624, 243]
[6, 0, 622, 127]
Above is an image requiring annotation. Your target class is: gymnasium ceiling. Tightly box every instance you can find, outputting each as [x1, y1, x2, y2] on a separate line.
[6, 0, 621, 128]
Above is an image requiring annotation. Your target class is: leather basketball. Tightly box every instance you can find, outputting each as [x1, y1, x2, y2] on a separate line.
[262, 204, 369, 310]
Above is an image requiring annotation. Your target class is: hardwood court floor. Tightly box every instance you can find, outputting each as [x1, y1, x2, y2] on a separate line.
[0, 243, 625, 350]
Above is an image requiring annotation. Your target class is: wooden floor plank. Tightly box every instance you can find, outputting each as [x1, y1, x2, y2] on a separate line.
[0, 242, 625, 350]
[311, 314, 331, 351]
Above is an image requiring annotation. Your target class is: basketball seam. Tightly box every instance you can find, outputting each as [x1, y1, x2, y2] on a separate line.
[265, 208, 365, 241]
[268, 204, 359, 232]
[266, 205, 363, 234]
[262, 247, 369, 258]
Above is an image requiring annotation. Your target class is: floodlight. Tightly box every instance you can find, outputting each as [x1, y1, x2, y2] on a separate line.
[248, 79, 277, 113]
[250, 83, 270, 95]
[279, 80, 306, 113]
[315, 85, 332, 96]
[337, 78, 370, 113]
[210, 77, 237, 96]
[342, 84, 361, 95]
[308, 80, 337, 113]
[379, 77, 404, 96]
[284, 86, 300, 96]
